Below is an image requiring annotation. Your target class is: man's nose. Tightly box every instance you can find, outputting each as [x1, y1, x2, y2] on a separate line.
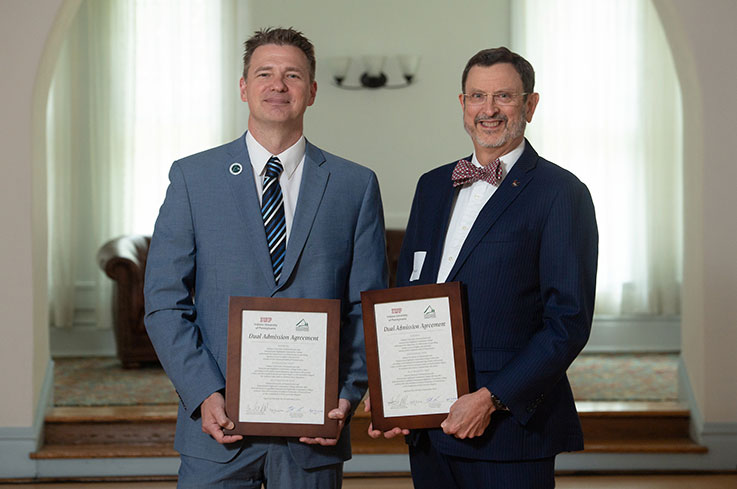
[479, 97, 500, 114]
[270, 76, 288, 91]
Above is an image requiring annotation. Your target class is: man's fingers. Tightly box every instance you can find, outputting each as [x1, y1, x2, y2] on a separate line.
[368, 422, 408, 439]
[384, 427, 409, 438]
[209, 405, 234, 429]
[328, 408, 346, 420]
[221, 434, 243, 443]
[367, 422, 382, 439]
[203, 422, 242, 444]
[299, 436, 338, 446]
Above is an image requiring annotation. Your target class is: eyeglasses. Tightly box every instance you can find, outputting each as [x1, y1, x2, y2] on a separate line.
[462, 91, 528, 106]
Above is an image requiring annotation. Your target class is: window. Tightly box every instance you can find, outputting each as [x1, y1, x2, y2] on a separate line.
[512, 0, 683, 316]
[47, 0, 238, 328]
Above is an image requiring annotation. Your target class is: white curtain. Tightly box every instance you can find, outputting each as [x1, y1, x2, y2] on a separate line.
[47, 0, 239, 328]
[511, 0, 683, 316]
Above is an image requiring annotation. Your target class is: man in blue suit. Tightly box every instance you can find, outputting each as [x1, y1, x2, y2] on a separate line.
[144, 27, 387, 488]
[370, 47, 598, 488]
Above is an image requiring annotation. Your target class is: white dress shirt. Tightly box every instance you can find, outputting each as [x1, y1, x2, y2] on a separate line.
[436, 140, 526, 283]
[246, 131, 306, 245]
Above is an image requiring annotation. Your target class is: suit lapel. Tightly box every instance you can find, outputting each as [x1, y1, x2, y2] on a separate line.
[224, 134, 277, 287]
[423, 163, 461, 284]
[276, 141, 329, 292]
[445, 142, 538, 282]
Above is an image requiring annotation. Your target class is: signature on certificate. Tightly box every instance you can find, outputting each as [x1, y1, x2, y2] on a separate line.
[387, 394, 408, 409]
[243, 402, 269, 415]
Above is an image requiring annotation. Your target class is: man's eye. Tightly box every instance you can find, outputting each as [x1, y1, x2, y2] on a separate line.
[497, 92, 511, 100]
[471, 93, 485, 101]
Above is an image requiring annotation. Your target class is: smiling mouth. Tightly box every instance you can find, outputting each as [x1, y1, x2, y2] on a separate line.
[265, 97, 290, 105]
[478, 119, 504, 129]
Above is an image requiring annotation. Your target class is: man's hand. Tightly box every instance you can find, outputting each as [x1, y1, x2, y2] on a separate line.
[440, 387, 495, 439]
[299, 398, 352, 446]
[200, 391, 243, 444]
[365, 394, 409, 439]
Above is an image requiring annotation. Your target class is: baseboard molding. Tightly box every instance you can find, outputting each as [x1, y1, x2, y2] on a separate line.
[31, 454, 407, 479]
[35, 457, 180, 479]
[50, 325, 116, 357]
[346, 454, 410, 473]
[675, 356, 737, 471]
[583, 316, 680, 353]
[49, 317, 682, 358]
[11, 443, 737, 480]
[0, 359, 54, 479]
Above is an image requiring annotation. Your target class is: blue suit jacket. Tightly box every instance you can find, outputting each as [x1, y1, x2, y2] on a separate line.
[144, 134, 387, 468]
[398, 141, 598, 461]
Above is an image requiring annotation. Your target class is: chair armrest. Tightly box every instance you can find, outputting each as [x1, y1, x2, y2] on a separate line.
[97, 235, 151, 282]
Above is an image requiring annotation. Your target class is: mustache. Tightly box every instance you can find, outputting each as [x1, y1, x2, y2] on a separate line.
[475, 114, 507, 124]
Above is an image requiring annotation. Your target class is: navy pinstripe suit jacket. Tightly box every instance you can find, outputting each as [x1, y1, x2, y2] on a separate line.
[398, 140, 598, 461]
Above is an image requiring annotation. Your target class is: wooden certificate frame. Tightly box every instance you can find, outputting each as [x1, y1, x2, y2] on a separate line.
[361, 282, 469, 431]
[225, 296, 340, 438]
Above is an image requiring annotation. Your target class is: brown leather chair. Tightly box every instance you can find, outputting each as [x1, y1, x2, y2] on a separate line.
[97, 235, 158, 368]
[97, 230, 405, 368]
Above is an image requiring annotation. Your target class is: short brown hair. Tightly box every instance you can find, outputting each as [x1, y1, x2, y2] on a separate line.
[461, 47, 535, 95]
[242, 27, 316, 82]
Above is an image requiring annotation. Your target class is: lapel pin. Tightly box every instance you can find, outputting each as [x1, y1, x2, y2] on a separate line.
[512, 179, 520, 187]
[229, 162, 242, 175]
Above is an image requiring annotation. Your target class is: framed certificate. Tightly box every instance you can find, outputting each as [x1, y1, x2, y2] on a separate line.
[225, 296, 340, 438]
[361, 282, 470, 431]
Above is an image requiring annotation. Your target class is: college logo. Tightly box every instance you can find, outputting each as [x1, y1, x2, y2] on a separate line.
[424, 305, 436, 319]
[391, 308, 402, 314]
[260, 317, 272, 323]
[295, 319, 309, 331]
[229, 162, 242, 175]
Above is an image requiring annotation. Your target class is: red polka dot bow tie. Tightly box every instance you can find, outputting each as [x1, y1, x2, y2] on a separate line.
[451, 158, 503, 187]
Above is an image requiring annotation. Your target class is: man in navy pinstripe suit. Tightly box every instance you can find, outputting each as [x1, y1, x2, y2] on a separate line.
[370, 47, 598, 488]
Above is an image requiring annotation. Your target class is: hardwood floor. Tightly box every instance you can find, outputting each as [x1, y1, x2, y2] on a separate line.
[2, 474, 737, 488]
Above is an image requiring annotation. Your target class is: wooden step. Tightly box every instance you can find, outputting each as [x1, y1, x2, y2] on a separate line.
[32, 443, 177, 459]
[42, 405, 176, 447]
[32, 401, 706, 459]
[576, 401, 707, 453]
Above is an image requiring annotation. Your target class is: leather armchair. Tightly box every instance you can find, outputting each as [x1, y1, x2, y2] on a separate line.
[97, 234, 158, 368]
[97, 231, 405, 368]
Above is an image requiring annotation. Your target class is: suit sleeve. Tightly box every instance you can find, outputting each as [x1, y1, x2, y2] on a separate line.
[486, 179, 598, 425]
[143, 161, 225, 418]
[339, 172, 388, 408]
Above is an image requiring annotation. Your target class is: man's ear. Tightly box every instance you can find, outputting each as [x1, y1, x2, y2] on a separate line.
[239, 77, 248, 103]
[525, 92, 540, 122]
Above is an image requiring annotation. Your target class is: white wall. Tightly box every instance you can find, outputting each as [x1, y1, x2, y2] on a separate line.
[0, 0, 67, 429]
[244, 0, 511, 228]
[653, 0, 737, 426]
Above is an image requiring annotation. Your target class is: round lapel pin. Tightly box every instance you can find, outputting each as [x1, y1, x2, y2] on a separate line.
[229, 162, 242, 175]
[512, 179, 520, 187]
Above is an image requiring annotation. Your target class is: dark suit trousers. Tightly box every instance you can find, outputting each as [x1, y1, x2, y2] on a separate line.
[409, 431, 555, 489]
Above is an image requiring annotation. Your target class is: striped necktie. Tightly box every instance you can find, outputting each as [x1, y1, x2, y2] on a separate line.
[261, 156, 287, 284]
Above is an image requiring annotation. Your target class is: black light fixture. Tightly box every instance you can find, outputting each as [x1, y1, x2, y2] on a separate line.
[330, 55, 420, 90]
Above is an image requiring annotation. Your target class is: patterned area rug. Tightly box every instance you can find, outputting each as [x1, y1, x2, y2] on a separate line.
[568, 353, 678, 401]
[54, 357, 178, 406]
[53, 353, 679, 407]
